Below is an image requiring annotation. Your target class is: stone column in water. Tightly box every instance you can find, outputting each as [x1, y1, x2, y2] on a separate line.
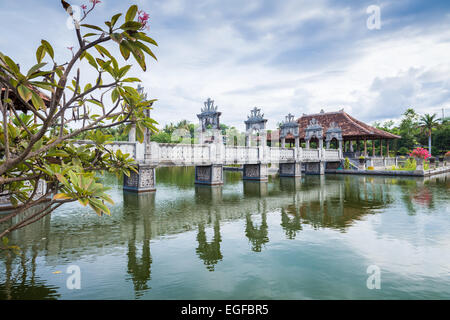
[123, 163, 156, 192]
[243, 163, 268, 182]
[195, 164, 224, 185]
[279, 162, 302, 177]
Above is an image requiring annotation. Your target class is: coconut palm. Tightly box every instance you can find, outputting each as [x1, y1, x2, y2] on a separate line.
[419, 113, 440, 155]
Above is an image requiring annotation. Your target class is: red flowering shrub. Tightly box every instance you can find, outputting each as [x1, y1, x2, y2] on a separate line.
[409, 147, 431, 160]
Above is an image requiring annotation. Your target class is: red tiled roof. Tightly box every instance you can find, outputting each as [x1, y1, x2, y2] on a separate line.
[268, 110, 401, 141]
[296, 110, 400, 140]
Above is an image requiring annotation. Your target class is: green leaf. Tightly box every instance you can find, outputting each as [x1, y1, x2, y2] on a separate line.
[119, 21, 142, 31]
[134, 41, 157, 61]
[87, 99, 104, 108]
[3, 55, 20, 75]
[80, 24, 104, 32]
[121, 77, 141, 83]
[41, 40, 54, 59]
[111, 13, 122, 28]
[17, 85, 32, 102]
[94, 45, 112, 59]
[53, 193, 73, 200]
[128, 43, 146, 71]
[84, 52, 98, 70]
[83, 33, 98, 38]
[119, 41, 131, 60]
[31, 91, 45, 110]
[136, 33, 158, 46]
[118, 65, 131, 78]
[27, 62, 47, 78]
[111, 88, 119, 103]
[36, 46, 46, 63]
[125, 5, 138, 22]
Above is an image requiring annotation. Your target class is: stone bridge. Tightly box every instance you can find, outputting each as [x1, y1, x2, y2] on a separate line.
[73, 136, 342, 193]
[73, 95, 344, 192]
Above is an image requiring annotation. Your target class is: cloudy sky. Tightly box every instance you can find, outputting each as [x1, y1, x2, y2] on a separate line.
[1, 0, 450, 130]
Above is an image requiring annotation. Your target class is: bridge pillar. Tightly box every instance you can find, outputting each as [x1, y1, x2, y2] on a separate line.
[243, 163, 268, 181]
[123, 164, 156, 192]
[195, 164, 223, 185]
[304, 161, 325, 175]
[279, 162, 302, 177]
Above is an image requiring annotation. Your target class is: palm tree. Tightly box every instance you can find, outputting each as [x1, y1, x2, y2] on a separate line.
[419, 113, 440, 155]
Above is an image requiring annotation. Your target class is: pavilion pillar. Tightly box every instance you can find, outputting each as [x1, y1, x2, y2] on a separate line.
[364, 139, 367, 156]
[295, 137, 300, 149]
[386, 140, 390, 157]
[372, 140, 375, 157]
[349, 140, 354, 152]
[380, 139, 383, 157]
[305, 139, 310, 149]
[356, 139, 360, 152]
[326, 140, 330, 149]
[281, 137, 286, 148]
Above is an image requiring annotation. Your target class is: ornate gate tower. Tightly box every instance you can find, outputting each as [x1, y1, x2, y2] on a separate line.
[197, 98, 222, 144]
[244, 107, 267, 147]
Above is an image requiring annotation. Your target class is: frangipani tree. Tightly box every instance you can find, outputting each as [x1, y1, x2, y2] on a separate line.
[0, 2, 158, 239]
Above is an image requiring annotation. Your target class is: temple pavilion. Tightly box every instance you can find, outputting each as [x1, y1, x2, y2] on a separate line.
[274, 109, 400, 157]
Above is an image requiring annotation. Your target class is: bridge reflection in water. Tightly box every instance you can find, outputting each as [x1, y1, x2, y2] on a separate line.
[1, 169, 448, 299]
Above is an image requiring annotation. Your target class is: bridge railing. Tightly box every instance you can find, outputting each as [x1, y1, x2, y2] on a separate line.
[324, 149, 341, 161]
[71, 140, 140, 160]
[71, 140, 343, 165]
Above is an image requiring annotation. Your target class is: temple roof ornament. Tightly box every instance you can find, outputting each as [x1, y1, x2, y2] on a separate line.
[280, 113, 298, 128]
[326, 121, 342, 133]
[201, 98, 219, 113]
[246, 107, 265, 122]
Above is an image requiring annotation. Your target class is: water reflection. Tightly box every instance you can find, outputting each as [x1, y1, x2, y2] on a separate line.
[280, 207, 302, 240]
[0, 244, 60, 300]
[1, 170, 448, 299]
[123, 192, 154, 297]
[245, 212, 269, 252]
[196, 215, 223, 271]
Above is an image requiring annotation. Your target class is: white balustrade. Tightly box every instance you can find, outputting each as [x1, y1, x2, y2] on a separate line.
[71, 140, 342, 166]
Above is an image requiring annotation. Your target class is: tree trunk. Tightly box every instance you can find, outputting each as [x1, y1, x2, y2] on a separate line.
[428, 134, 432, 155]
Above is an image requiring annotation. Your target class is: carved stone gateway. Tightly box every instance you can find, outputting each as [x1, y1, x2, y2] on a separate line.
[197, 98, 222, 144]
[280, 113, 299, 148]
[325, 121, 343, 150]
[243, 163, 268, 181]
[195, 164, 223, 185]
[123, 164, 156, 192]
[305, 118, 324, 149]
[244, 107, 267, 147]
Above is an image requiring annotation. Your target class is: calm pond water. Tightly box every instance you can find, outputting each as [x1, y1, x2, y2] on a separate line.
[1, 168, 449, 300]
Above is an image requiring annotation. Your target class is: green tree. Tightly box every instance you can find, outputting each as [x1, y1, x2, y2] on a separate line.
[0, 3, 158, 238]
[419, 113, 440, 155]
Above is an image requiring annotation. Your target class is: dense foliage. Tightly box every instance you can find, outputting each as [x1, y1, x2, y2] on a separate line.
[0, 2, 158, 238]
[372, 108, 448, 156]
